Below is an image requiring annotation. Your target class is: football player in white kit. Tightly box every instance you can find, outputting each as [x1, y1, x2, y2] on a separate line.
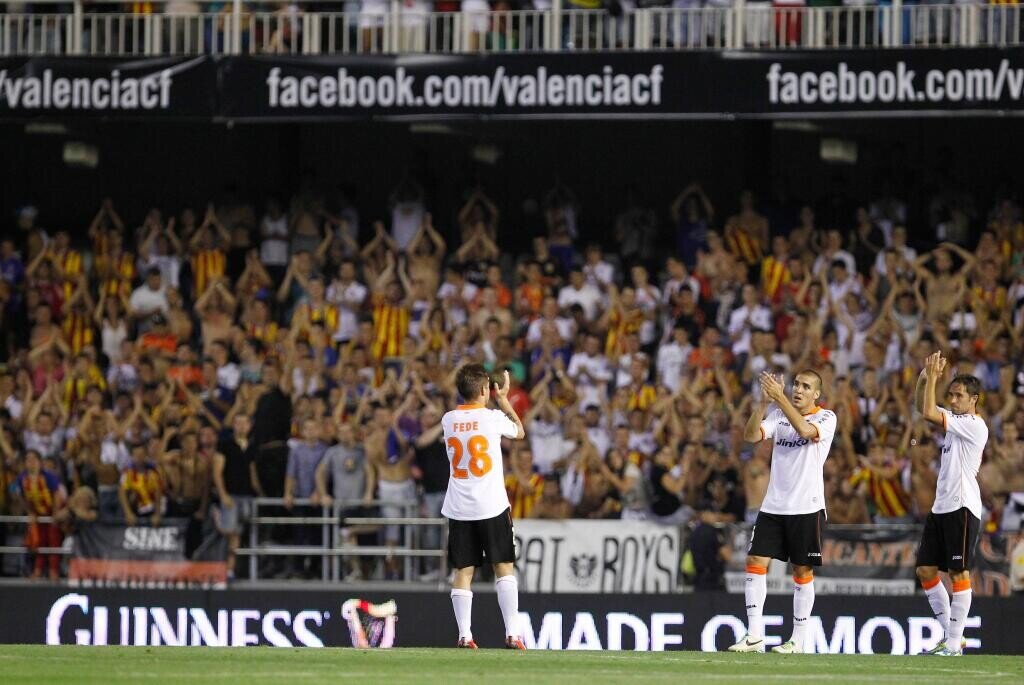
[914, 352, 988, 656]
[442, 364, 527, 649]
[729, 369, 837, 654]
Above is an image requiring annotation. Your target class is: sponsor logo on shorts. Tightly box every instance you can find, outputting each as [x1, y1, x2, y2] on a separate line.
[952, 555, 963, 560]
[806, 552, 822, 557]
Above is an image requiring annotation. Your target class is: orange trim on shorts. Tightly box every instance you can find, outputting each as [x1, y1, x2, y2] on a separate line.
[746, 565, 768, 575]
[793, 574, 814, 585]
[922, 576, 942, 590]
[952, 579, 971, 593]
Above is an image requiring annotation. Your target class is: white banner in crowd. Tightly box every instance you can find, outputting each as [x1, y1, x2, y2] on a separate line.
[513, 520, 679, 594]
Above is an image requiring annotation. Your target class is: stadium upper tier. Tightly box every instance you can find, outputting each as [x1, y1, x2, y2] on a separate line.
[0, 2, 1021, 57]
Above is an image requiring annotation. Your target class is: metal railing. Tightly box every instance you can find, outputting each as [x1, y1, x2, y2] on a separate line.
[242, 497, 447, 585]
[0, 514, 71, 558]
[0, 1, 1022, 56]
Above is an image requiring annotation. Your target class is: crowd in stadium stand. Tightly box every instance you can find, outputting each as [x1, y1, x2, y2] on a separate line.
[1, 182, 1023, 582]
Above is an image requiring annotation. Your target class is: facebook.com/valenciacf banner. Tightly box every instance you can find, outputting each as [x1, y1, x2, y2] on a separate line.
[0, 586, 1020, 654]
[220, 49, 1024, 118]
[3, 50, 1024, 119]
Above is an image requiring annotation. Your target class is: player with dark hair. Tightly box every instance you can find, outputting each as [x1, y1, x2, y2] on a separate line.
[443, 364, 527, 649]
[913, 353, 988, 656]
[729, 369, 837, 654]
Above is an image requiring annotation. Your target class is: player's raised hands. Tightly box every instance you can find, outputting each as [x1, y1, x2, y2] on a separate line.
[493, 370, 511, 399]
[759, 371, 786, 403]
[923, 351, 947, 379]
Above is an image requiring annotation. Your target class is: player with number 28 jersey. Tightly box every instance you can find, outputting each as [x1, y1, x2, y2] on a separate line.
[441, 405, 517, 521]
[442, 364, 528, 651]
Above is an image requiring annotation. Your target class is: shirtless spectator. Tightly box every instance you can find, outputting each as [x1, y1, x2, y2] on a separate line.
[161, 426, 211, 557]
[366, 400, 415, 579]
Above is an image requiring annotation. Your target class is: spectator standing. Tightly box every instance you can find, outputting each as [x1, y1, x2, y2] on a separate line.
[283, 417, 328, 578]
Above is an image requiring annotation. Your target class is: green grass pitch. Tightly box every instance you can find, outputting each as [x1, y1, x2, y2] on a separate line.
[1, 646, 1021, 684]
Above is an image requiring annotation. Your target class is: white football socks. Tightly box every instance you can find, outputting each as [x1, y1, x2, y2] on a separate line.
[745, 567, 768, 639]
[495, 575, 520, 638]
[791, 576, 815, 648]
[451, 588, 473, 641]
[923, 578, 951, 638]
[946, 582, 972, 651]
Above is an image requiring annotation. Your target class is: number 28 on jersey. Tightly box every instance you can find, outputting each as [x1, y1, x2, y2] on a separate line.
[447, 435, 493, 479]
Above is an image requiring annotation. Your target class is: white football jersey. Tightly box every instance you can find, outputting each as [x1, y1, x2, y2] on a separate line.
[933, 408, 987, 520]
[441, 404, 518, 521]
[759, 406, 837, 516]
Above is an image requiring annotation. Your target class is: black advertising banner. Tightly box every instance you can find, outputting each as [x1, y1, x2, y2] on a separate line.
[0, 56, 216, 119]
[69, 521, 227, 588]
[3, 48, 1024, 120]
[1, 586, 1021, 653]
[220, 48, 1024, 119]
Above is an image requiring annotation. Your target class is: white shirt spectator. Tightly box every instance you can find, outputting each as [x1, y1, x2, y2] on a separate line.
[567, 351, 613, 406]
[526, 316, 575, 346]
[528, 419, 576, 475]
[359, 0, 388, 29]
[327, 279, 368, 343]
[635, 286, 661, 345]
[107, 362, 140, 393]
[616, 353, 642, 388]
[437, 281, 479, 328]
[260, 214, 290, 267]
[140, 254, 180, 289]
[583, 261, 614, 288]
[23, 428, 66, 461]
[628, 429, 658, 458]
[3, 395, 22, 421]
[656, 340, 693, 393]
[586, 426, 611, 458]
[129, 284, 169, 317]
[217, 362, 241, 391]
[812, 249, 856, 276]
[663, 275, 700, 306]
[558, 283, 603, 321]
[391, 201, 424, 251]
[727, 304, 772, 356]
[874, 245, 918, 277]
[827, 276, 861, 308]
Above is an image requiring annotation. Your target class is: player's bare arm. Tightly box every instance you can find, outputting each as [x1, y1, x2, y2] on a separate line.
[919, 351, 947, 426]
[759, 372, 818, 440]
[743, 396, 771, 443]
[493, 370, 526, 440]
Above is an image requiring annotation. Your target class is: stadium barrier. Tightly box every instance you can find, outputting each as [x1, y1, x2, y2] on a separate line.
[0, 498, 448, 585]
[2, 509, 1017, 594]
[242, 497, 447, 584]
[2, 585, 1020, 653]
[0, 1, 1021, 57]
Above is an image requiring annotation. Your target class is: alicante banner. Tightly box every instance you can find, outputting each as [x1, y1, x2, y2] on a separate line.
[2, 48, 1024, 120]
[514, 519, 679, 594]
[69, 520, 227, 588]
[2, 586, 1020, 653]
